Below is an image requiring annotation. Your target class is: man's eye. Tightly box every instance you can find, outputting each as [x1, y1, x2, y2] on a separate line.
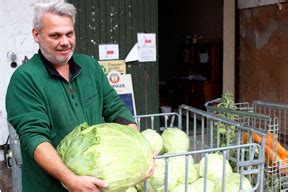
[67, 32, 74, 37]
[50, 34, 59, 39]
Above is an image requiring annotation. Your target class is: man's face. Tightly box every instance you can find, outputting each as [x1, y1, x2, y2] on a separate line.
[32, 12, 76, 66]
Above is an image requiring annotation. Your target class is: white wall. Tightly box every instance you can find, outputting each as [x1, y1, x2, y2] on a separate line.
[0, 0, 38, 146]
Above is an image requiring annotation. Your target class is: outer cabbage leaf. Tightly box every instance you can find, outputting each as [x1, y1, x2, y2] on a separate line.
[125, 186, 138, 192]
[57, 123, 153, 192]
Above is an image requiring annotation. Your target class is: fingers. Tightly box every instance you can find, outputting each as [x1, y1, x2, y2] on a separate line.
[127, 123, 139, 131]
[144, 152, 157, 179]
[91, 177, 109, 188]
[66, 176, 109, 192]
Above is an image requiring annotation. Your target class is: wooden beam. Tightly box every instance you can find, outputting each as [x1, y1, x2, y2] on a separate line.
[223, 0, 235, 95]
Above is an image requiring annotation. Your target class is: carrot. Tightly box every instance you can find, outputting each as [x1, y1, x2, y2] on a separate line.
[242, 132, 288, 166]
[242, 132, 276, 164]
[242, 132, 262, 144]
[242, 132, 248, 144]
[265, 144, 279, 165]
[243, 132, 288, 157]
[265, 133, 288, 159]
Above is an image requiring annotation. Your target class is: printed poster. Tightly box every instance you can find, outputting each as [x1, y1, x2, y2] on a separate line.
[137, 33, 156, 62]
[107, 71, 136, 116]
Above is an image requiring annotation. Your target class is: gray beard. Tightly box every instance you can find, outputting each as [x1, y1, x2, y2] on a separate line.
[40, 47, 73, 66]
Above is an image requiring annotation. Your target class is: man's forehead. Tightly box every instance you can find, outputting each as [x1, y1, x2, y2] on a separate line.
[42, 12, 73, 25]
[40, 13, 74, 32]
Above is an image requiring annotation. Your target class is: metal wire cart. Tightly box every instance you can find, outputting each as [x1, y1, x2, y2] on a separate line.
[135, 105, 266, 192]
[8, 105, 266, 192]
[205, 98, 288, 192]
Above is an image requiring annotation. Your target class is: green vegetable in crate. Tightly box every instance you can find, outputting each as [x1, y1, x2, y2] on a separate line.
[141, 129, 163, 155]
[214, 92, 238, 147]
[214, 173, 252, 192]
[136, 159, 178, 192]
[166, 152, 198, 184]
[172, 178, 215, 192]
[191, 178, 215, 192]
[57, 123, 153, 192]
[199, 153, 233, 182]
[217, 92, 237, 109]
[161, 128, 190, 153]
[171, 184, 195, 192]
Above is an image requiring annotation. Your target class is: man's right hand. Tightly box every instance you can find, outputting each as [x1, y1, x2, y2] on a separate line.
[33, 142, 108, 192]
[65, 175, 109, 192]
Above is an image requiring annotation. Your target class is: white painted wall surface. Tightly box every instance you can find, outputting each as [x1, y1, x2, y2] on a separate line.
[0, 0, 38, 146]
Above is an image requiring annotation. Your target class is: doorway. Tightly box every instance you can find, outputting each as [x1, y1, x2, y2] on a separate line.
[158, 0, 224, 110]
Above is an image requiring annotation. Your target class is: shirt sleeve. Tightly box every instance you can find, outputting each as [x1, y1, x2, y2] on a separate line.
[6, 69, 51, 158]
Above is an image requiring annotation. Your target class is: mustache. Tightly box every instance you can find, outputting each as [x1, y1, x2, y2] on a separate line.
[56, 44, 73, 51]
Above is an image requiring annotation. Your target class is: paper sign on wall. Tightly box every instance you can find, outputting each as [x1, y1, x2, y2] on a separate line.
[98, 60, 126, 75]
[137, 33, 156, 62]
[107, 71, 137, 116]
[125, 43, 138, 62]
[99, 44, 119, 60]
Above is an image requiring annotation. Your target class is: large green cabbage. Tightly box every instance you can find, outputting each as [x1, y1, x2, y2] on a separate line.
[57, 123, 153, 192]
[214, 173, 252, 192]
[199, 153, 232, 182]
[136, 159, 178, 192]
[172, 178, 215, 192]
[161, 128, 190, 153]
[190, 178, 215, 192]
[141, 129, 163, 155]
[166, 153, 198, 185]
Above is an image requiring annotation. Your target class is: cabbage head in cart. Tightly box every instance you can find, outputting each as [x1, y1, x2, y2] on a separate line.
[214, 172, 252, 192]
[161, 128, 190, 153]
[57, 123, 153, 192]
[172, 178, 215, 192]
[141, 129, 164, 155]
[164, 151, 198, 185]
[136, 158, 178, 192]
[199, 153, 233, 182]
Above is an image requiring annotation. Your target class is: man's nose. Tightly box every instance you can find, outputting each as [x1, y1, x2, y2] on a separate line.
[59, 36, 69, 45]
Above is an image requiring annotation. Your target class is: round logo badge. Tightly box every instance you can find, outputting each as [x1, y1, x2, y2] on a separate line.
[107, 71, 121, 84]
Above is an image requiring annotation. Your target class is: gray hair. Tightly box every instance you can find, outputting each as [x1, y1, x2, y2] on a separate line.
[32, 0, 77, 30]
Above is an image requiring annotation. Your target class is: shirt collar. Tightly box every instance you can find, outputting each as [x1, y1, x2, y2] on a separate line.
[38, 50, 81, 80]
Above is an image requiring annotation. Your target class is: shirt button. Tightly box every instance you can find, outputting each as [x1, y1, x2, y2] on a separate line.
[75, 103, 78, 107]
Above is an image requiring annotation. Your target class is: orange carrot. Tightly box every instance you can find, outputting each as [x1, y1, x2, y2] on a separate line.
[242, 132, 288, 165]
[242, 132, 262, 144]
[265, 144, 283, 164]
[265, 133, 288, 159]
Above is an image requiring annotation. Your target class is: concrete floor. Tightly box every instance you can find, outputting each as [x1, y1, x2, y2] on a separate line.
[0, 161, 12, 192]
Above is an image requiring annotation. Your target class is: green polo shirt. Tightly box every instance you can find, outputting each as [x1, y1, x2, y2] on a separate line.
[6, 51, 135, 192]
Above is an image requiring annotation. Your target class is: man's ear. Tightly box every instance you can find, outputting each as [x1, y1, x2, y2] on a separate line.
[32, 28, 40, 43]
